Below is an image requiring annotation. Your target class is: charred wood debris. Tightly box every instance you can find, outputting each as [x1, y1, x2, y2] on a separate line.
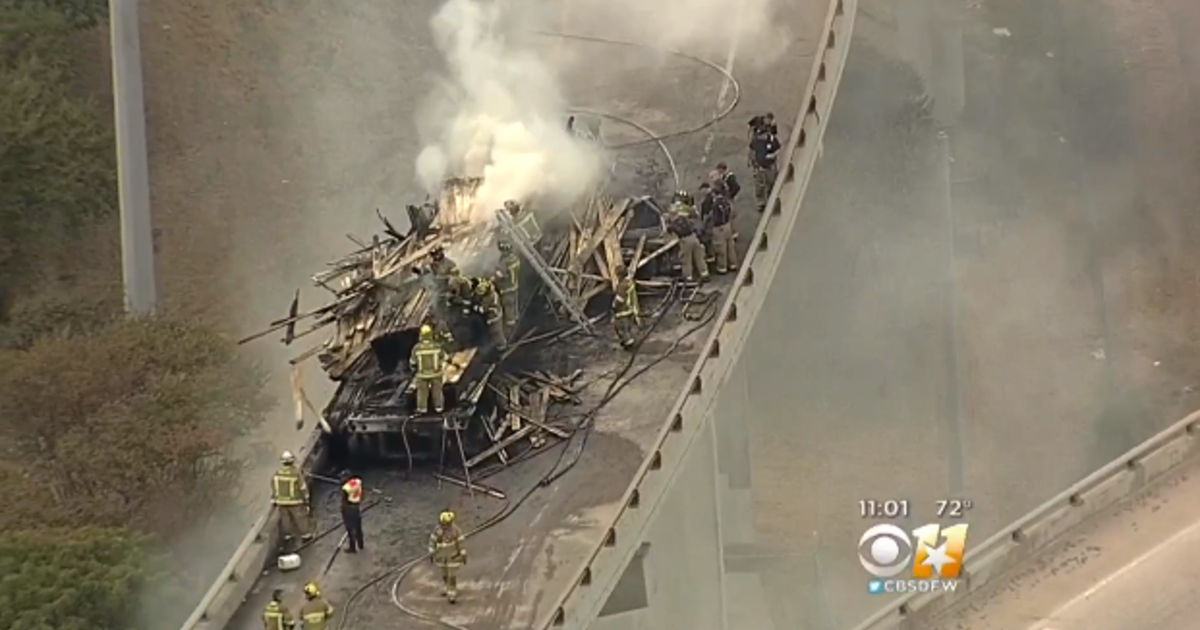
[238, 176, 695, 479]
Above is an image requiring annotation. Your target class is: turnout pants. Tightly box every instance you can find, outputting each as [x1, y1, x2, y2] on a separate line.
[278, 505, 313, 543]
[341, 507, 364, 552]
[752, 164, 778, 210]
[710, 223, 735, 273]
[487, 314, 508, 349]
[415, 375, 445, 413]
[500, 290, 518, 331]
[613, 314, 639, 348]
[678, 235, 709, 282]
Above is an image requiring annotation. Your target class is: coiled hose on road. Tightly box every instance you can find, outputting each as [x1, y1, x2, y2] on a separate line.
[333, 30, 742, 630]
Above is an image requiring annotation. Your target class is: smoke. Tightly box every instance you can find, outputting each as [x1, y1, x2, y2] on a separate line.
[563, 0, 793, 68]
[416, 0, 605, 226]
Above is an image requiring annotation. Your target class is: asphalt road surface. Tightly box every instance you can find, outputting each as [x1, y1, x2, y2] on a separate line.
[140, 0, 829, 627]
[928, 459, 1200, 630]
[739, 0, 1200, 628]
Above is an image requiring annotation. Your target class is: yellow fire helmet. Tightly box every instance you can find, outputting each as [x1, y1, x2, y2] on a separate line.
[303, 582, 320, 598]
[419, 324, 433, 340]
[439, 510, 455, 525]
[475, 278, 492, 296]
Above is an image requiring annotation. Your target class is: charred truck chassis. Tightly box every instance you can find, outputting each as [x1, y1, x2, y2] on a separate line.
[319, 227, 556, 468]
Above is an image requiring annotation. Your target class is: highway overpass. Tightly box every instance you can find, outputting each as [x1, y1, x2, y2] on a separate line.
[169, 0, 1200, 627]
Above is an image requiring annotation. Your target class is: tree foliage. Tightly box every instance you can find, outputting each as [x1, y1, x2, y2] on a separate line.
[0, 2, 116, 287]
[0, 313, 273, 537]
[0, 0, 107, 30]
[0, 528, 152, 630]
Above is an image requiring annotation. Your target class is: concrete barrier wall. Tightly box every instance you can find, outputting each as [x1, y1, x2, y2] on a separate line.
[849, 407, 1200, 630]
[176, 0, 858, 627]
[539, 0, 860, 627]
[178, 431, 328, 630]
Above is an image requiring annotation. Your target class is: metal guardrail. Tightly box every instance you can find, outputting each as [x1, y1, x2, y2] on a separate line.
[538, 0, 859, 627]
[849, 407, 1200, 630]
[178, 429, 326, 630]
[175, 1, 858, 628]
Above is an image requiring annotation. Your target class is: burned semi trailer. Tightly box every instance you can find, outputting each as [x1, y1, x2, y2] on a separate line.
[310, 177, 562, 466]
[241, 120, 666, 471]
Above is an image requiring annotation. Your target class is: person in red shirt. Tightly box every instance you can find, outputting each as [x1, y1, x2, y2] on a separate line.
[339, 469, 365, 553]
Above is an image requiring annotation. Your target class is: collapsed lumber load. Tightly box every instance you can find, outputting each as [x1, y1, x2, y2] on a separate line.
[238, 166, 688, 467]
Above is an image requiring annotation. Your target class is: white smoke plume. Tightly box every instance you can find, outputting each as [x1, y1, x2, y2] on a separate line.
[563, 0, 794, 69]
[416, 0, 605, 227]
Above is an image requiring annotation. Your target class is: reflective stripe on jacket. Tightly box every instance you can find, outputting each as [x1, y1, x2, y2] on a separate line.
[613, 279, 639, 318]
[341, 478, 362, 505]
[299, 598, 333, 630]
[497, 253, 520, 293]
[429, 525, 465, 566]
[263, 601, 292, 630]
[272, 468, 305, 506]
[411, 340, 445, 378]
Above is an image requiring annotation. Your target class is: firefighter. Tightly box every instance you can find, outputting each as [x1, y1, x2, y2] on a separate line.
[669, 189, 695, 217]
[472, 277, 508, 350]
[429, 245, 457, 277]
[706, 184, 736, 274]
[446, 269, 473, 310]
[299, 582, 334, 630]
[339, 469, 365, 553]
[263, 589, 295, 630]
[409, 324, 447, 414]
[272, 451, 313, 547]
[612, 265, 641, 349]
[748, 115, 782, 212]
[711, 161, 743, 253]
[711, 162, 742, 202]
[429, 510, 467, 603]
[420, 245, 462, 319]
[494, 238, 521, 334]
[667, 192, 708, 284]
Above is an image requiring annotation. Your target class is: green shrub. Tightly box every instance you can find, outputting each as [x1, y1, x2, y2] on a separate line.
[0, 313, 273, 537]
[0, 2, 117, 288]
[0, 0, 108, 30]
[0, 528, 150, 630]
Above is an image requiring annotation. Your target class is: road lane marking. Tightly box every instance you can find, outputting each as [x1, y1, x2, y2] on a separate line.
[1024, 516, 1200, 630]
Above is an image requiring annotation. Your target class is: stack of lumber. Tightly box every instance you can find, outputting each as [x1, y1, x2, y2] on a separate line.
[469, 369, 585, 468]
[547, 195, 634, 307]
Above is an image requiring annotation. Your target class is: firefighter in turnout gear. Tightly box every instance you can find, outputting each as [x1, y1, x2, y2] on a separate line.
[667, 191, 708, 284]
[748, 114, 781, 212]
[299, 582, 334, 630]
[263, 589, 295, 630]
[472, 277, 508, 350]
[429, 510, 467, 603]
[272, 451, 313, 546]
[612, 265, 641, 349]
[711, 162, 742, 202]
[339, 469, 365, 553]
[703, 184, 736, 274]
[429, 245, 457, 278]
[446, 269, 473, 310]
[494, 238, 521, 335]
[409, 324, 447, 414]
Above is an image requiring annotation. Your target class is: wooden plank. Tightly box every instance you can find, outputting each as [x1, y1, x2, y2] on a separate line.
[572, 198, 628, 273]
[628, 233, 647, 277]
[465, 425, 535, 468]
[636, 238, 679, 271]
[508, 384, 522, 432]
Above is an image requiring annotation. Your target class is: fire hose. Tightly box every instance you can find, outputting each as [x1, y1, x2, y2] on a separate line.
[333, 30, 741, 630]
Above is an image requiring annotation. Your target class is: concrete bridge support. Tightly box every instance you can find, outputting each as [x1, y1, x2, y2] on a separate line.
[588, 357, 777, 630]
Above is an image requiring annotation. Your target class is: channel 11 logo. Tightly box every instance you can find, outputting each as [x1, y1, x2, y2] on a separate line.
[858, 523, 969, 595]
